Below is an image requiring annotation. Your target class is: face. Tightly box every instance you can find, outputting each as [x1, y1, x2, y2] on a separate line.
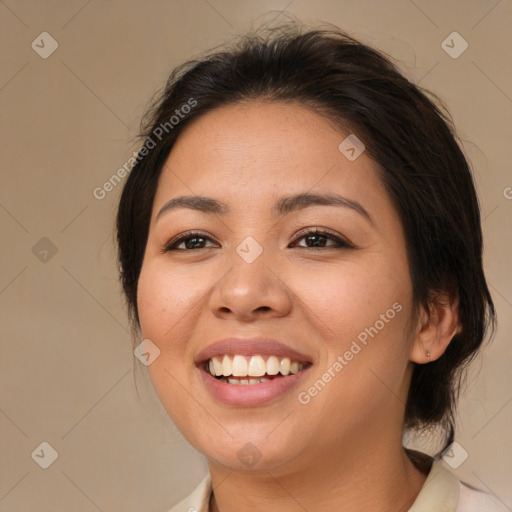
[137, 100, 417, 473]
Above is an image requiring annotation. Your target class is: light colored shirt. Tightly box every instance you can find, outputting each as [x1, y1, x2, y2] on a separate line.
[167, 461, 509, 512]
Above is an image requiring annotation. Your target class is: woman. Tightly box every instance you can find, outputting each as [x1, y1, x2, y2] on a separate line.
[116, 21, 506, 512]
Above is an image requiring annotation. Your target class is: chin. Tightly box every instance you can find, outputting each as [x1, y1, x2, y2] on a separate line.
[205, 444, 301, 473]
[186, 425, 309, 473]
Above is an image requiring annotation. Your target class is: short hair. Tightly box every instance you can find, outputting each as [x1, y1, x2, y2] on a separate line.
[116, 21, 496, 445]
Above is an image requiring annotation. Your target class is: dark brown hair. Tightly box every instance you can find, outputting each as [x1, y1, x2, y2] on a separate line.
[116, 21, 496, 449]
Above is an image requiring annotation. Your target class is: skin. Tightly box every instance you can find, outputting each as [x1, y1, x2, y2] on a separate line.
[137, 100, 460, 511]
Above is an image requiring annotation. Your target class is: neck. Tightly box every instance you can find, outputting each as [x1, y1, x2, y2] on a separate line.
[208, 432, 429, 512]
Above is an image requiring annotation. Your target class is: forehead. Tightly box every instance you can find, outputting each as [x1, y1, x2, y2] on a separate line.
[153, 100, 388, 218]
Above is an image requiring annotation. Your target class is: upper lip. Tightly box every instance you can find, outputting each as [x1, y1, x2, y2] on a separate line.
[195, 337, 313, 364]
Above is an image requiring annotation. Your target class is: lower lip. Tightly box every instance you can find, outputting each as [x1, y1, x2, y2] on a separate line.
[198, 367, 311, 407]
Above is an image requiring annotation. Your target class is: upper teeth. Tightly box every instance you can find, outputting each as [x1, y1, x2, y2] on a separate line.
[208, 355, 305, 377]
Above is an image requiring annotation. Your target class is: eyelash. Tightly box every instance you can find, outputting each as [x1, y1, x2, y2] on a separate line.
[163, 228, 355, 252]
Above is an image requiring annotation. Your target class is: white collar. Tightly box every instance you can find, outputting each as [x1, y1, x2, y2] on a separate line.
[169, 460, 460, 512]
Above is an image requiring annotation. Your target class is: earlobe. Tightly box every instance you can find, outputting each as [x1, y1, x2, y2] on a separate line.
[410, 294, 461, 364]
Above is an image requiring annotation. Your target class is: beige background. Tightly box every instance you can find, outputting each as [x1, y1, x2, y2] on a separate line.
[1, 0, 511, 510]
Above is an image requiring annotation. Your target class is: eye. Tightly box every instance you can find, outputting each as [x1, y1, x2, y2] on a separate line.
[290, 228, 355, 250]
[164, 231, 218, 251]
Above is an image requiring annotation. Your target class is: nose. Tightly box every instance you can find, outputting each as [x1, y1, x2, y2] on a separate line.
[208, 247, 293, 322]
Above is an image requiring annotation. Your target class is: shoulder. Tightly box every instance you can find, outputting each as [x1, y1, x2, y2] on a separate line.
[407, 459, 508, 512]
[456, 481, 510, 512]
[164, 467, 509, 512]
[166, 474, 212, 512]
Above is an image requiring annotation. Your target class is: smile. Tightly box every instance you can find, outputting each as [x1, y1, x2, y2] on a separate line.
[206, 355, 308, 385]
[195, 337, 313, 406]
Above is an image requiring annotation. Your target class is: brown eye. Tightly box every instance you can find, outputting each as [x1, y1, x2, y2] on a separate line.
[290, 228, 355, 249]
[164, 231, 218, 251]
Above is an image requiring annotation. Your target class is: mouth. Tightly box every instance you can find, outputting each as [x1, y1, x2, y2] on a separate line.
[195, 338, 313, 406]
[203, 354, 312, 385]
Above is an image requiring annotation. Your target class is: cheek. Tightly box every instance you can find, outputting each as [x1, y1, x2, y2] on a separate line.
[294, 258, 413, 411]
[296, 258, 409, 345]
[137, 262, 201, 431]
[137, 261, 201, 347]
[136, 263, 195, 406]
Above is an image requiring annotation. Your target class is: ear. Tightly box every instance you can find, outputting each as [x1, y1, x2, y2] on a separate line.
[410, 293, 461, 364]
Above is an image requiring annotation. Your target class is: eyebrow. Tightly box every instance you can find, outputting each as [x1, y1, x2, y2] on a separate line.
[155, 192, 374, 225]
